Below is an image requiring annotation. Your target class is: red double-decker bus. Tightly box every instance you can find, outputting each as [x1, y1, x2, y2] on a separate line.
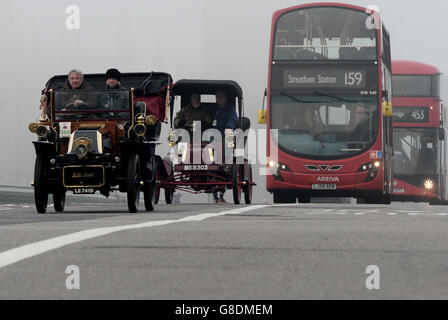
[260, 3, 393, 204]
[392, 60, 446, 204]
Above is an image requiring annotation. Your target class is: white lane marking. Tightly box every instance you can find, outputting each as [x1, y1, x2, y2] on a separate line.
[437, 213, 448, 216]
[0, 205, 268, 269]
[387, 212, 398, 215]
[353, 212, 366, 215]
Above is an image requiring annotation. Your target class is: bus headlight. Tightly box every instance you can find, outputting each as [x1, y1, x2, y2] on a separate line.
[268, 160, 278, 169]
[424, 179, 434, 190]
[358, 161, 382, 172]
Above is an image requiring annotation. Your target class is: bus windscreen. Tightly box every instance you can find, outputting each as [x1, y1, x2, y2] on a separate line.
[274, 7, 377, 61]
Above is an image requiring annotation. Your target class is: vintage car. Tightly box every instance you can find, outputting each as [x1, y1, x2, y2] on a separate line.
[158, 79, 255, 204]
[29, 72, 173, 213]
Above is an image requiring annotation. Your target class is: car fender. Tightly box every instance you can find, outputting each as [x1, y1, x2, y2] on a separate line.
[32, 141, 55, 157]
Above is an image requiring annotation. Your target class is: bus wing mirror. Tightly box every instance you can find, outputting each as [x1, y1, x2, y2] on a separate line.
[439, 127, 445, 140]
[258, 109, 267, 124]
[382, 101, 393, 117]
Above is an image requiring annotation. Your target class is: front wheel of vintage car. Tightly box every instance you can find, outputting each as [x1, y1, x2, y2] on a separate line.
[232, 164, 242, 205]
[144, 181, 156, 212]
[127, 153, 141, 213]
[243, 165, 253, 204]
[53, 189, 66, 212]
[165, 188, 174, 204]
[34, 154, 48, 214]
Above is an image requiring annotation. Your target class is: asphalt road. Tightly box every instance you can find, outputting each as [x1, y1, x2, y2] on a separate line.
[0, 201, 447, 299]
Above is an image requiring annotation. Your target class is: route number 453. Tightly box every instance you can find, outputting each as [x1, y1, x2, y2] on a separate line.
[345, 72, 363, 86]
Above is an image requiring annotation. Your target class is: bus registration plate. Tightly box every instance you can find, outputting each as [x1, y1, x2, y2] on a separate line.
[312, 184, 337, 190]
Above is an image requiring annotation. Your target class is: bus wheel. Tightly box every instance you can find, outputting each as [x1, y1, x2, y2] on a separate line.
[34, 154, 48, 214]
[382, 194, 392, 205]
[429, 199, 443, 205]
[298, 194, 311, 203]
[273, 191, 296, 204]
[127, 153, 141, 213]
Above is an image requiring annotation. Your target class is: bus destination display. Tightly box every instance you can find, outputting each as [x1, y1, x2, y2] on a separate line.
[283, 69, 367, 89]
[393, 107, 429, 123]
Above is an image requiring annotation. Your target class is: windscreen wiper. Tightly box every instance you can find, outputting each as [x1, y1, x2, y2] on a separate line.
[278, 91, 317, 104]
[313, 91, 356, 103]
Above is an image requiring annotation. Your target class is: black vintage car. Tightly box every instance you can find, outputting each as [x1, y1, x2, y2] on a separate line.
[29, 72, 173, 213]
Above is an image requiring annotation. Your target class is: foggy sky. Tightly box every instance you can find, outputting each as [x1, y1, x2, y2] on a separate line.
[1, 0, 447, 202]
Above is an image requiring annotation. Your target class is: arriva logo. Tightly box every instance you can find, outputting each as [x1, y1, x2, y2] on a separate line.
[316, 176, 340, 183]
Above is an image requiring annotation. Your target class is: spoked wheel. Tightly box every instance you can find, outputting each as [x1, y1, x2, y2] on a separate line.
[243, 165, 253, 204]
[232, 164, 242, 204]
[144, 181, 156, 212]
[154, 169, 161, 205]
[53, 189, 66, 212]
[34, 154, 48, 214]
[165, 188, 174, 204]
[127, 153, 141, 213]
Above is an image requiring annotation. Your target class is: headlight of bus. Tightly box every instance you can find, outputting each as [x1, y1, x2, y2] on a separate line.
[424, 179, 434, 190]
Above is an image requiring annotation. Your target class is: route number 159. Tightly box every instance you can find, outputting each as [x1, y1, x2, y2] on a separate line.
[345, 72, 363, 86]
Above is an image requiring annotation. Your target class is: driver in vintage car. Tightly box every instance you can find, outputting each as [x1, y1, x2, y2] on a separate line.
[59, 69, 96, 109]
[173, 93, 212, 132]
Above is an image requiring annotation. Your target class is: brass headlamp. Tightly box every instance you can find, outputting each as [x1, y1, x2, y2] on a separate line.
[73, 137, 92, 158]
[167, 129, 178, 147]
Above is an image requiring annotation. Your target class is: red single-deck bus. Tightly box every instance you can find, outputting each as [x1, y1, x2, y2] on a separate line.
[260, 3, 393, 204]
[392, 60, 446, 204]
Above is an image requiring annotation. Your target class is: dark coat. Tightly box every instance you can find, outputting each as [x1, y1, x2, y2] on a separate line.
[174, 104, 213, 130]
